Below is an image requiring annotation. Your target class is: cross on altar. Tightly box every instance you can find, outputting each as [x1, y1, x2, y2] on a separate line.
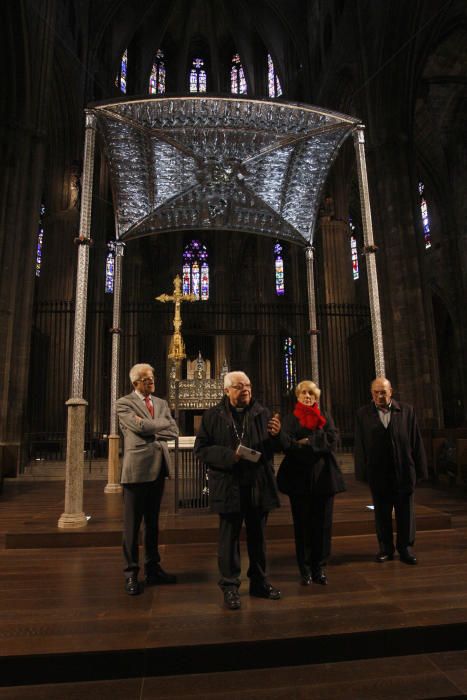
[155, 275, 197, 360]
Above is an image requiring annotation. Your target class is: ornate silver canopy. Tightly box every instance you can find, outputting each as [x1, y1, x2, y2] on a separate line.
[59, 96, 385, 527]
[91, 96, 359, 245]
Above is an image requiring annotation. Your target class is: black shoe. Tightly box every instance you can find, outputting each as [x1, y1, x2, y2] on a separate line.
[125, 575, 140, 596]
[249, 581, 281, 600]
[145, 566, 177, 585]
[399, 550, 417, 565]
[311, 568, 328, 585]
[301, 574, 312, 586]
[224, 589, 241, 610]
[375, 551, 394, 563]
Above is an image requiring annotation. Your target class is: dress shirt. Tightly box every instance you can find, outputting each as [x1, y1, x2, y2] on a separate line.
[376, 403, 392, 428]
[135, 389, 154, 416]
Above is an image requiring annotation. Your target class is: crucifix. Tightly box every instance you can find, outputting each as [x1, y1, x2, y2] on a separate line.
[156, 275, 197, 368]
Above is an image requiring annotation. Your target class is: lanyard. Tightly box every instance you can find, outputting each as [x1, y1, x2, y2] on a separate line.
[231, 412, 247, 445]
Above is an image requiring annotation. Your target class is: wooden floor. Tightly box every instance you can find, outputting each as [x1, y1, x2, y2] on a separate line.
[1, 477, 452, 548]
[1, 476, 467, 698]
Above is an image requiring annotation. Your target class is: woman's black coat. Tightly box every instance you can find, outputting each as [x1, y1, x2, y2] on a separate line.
[277, 410, 346, 497]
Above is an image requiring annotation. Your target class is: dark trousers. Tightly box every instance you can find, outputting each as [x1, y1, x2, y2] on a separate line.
[372, 490, 415, 554]
[122, 473, 165, 578]
[218, 487, 268, 590]
[289, 493, 334, 575]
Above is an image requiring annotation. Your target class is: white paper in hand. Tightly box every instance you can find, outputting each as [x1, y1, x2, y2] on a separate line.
[236, 444, 261, 463]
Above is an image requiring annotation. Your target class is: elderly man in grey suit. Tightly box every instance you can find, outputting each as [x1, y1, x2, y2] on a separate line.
[117, 363, 179, 595]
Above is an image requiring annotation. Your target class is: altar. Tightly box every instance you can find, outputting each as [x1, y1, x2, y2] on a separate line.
[57, 96, 385, 529]
[156, 277, 229, 509]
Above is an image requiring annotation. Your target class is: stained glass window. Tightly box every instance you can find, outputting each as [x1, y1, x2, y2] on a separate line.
[284, 337, 297, 393]
[183, 239, 209, 300]
[349, 219, 359, 280]
[105, 244, 115, 294]
[115, 49, 127, 94]
[231, 53, 247, 95]
[201, 261, 209, 300]
[149, 49, 166, 94]
[267, 53, 282, 98]
[35, 203, 45, 277]
[418, 181, 432, 249]
[189, 58, 207, 93]
[274, 241, 285, 296]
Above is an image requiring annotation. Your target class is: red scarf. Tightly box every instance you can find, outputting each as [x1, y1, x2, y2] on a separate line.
[293, 401, 326, 430]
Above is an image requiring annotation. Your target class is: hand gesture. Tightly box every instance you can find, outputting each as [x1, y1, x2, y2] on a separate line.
[268, 412, 281, 436]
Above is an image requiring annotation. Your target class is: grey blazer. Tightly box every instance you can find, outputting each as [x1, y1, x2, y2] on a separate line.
[116, 392, 179, 484]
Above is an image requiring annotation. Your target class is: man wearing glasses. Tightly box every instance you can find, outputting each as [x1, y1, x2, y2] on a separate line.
[117, 363, 179, 595]
[195, 371, 283, 610]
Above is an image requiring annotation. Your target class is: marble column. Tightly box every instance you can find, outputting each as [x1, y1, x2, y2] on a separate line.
[105, 241, 125, 494]
[353, 125, 385, 377]
[58, 111, 97, 528]
[305, 246, 319, 387]
[0, 1, 57, 477]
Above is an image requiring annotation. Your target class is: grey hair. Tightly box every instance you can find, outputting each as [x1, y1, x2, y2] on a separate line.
[129, 363, 155, 385]
[295, 380, 321, 400]
[224, 371, 250, 390]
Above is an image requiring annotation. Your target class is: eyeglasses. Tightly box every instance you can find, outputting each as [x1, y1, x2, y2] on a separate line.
[138, 377, 155, 384]
[230, 383, 251, 390]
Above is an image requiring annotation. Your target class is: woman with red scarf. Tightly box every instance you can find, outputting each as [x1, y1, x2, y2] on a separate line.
[277, 380, 345, 585]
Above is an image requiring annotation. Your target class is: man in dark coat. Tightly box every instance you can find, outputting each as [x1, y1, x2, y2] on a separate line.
[194, 371, 283, 610]
[354, 376, 427, 565]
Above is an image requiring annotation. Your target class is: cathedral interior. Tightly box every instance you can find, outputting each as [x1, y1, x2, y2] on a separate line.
[1, 0, 467, 480]
[2, 0, 467, 485]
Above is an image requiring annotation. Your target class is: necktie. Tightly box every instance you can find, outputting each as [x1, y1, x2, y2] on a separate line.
[144, 395, 154, 418]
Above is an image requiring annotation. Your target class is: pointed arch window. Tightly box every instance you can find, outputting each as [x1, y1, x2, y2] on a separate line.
[231, 53, 247, 95]
[189, 58, 207, 93]
[349, 219, 359, 280]
[115, 49, 128, 94]
[418, 181, 432, 249]
[267, 53, 282, 98]
[274, 241, 285, 296]
[183, 239, 209, 300]
[35, 203, 45, 277]
[283, 337, 297, 393]
[149, 49, 166, 94]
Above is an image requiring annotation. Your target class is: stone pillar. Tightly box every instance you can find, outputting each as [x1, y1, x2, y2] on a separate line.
[317, 211, 357, 417]
[319, 217, 355, 305]
[214, 335, 228, 378]
[305, 246, 319, 387]
[105, 241, 125, 494]
[362, 130, 440, 423]
[353, 125, 385, 376]
[58, 399, 87, 528]
[0, 1, 57, 476]
[58, 111, 97, 529]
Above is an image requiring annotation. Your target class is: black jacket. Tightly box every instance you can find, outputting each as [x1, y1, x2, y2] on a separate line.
[277, 411, 345, 497]
[354, 399, 428, 495]
[194, 396, 283, 514]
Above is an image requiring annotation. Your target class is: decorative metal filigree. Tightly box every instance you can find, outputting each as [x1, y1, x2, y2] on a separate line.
[92, 97, 359, 245]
